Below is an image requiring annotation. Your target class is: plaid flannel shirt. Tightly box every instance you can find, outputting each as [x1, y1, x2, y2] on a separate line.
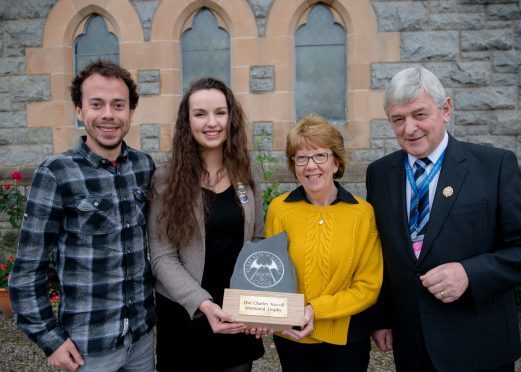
[9, 137, 156, 356]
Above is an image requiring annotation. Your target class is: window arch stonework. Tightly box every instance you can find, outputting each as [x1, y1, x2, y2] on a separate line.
[25, 0, 145, 153]
[264, 0, 400, 152]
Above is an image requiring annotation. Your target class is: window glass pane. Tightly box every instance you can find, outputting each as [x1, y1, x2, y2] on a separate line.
[74, 15, 120, 127]
[295, 4, 346, 121]
[75, 15, 119, 74]
[182, 8, 230, 92]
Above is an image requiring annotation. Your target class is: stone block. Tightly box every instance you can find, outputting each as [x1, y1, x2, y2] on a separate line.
[486, 3, 521, 21]
[0, 128, 52, 145]
[0, 111, 27, 128]
[430, 1, 457, 13]
[138, 69, 160, 83]
[459, 0, 517, 4]
[454, 87, 516, 110]
[492, 73, 518, 86]
[0, 145, 46, 166]
[424, 62, 490, 87]
[402, 31, 458, 61]
[141, 124, 159, 138]
[373, 2, 427, 32]
[488, 21, 516, 30]
[460, 51, 491, 62]
[0, 77, 9, 93]
[461, 29, 513, 51]
[141, 138, 159, 152]
[11, 75, 50, 102]
[250, 66, 274, 93]
[0, 57, 25, 75]
[466, 135, 516, 152]
[465, 125, 490, 136]
[490, 110, 520, 135]
[350, 149, 385, 162]
[454, 111, 491, 126]
[132, 1, 160, 41]
[247, 0, 272, 18]
[429, 14, 484, 30]
[247, 0, 272, 36]
[383, 139, 402, 155]
[0, 93, 11, 111]
[138, 82, 160, 96]
[371, 63, 409, 89]
[0, 0, 56, 19]
[4, 19, 45, 54]
[491, 51, 520, 73]
[453, 126, 466, 137]
[371, 120, 394, 139]
[515, 20, 521, 50]
[458, 4, 485, 13]
[253, 121, 272, 136]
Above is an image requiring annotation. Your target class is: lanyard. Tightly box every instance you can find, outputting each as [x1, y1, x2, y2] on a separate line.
[405, 150, 446, 240]
[405, 150, 446, 199]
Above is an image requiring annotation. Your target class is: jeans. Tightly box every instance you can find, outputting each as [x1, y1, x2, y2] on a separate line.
[75, 330, 155, 372]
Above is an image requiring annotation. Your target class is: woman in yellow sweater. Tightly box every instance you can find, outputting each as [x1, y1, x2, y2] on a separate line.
[265, 114, 383, 371]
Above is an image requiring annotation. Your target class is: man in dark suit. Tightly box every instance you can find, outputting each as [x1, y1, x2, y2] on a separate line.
[366, 66, 521, 371]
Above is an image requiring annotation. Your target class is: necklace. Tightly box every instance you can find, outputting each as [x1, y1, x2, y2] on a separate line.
[206, 168, 226, 190]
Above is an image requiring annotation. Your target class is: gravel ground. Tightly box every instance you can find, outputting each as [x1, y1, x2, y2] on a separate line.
[0, 312, 519, 372]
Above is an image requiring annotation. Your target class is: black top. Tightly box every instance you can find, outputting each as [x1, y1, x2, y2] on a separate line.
[202, 185, 245, 305]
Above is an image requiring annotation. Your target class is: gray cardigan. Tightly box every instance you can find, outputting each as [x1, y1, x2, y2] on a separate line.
[148, 165, 265, 319]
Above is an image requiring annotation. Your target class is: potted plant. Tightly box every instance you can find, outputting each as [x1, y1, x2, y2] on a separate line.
[0, 255, 14, 316]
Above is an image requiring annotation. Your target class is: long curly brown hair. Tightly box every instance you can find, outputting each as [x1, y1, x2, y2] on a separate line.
[155, 77, 254, 247]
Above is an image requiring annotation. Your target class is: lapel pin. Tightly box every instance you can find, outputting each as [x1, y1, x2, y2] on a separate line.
[442, 186, 453, 197]
[237, 182, 249, 204]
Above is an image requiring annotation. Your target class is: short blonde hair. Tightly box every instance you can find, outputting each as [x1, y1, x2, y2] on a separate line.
[286, 114, 346, 179]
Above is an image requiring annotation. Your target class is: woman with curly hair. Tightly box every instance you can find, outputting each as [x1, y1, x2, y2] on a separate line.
[148, 77, 265, 371]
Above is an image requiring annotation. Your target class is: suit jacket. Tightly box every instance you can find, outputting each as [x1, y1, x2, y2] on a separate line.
[366, 135, 521, 371]
[148, 165, 264, 319]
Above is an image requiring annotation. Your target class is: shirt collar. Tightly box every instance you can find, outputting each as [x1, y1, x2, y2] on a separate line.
[75, 136, 128, 168]
[284, 181, 358, 205]
[407, 130, 448, 167]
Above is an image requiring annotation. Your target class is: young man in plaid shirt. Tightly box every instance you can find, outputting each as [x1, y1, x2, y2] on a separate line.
[9, 60, 156, 371]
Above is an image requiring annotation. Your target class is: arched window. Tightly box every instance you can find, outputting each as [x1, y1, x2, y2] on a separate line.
[73, 14, 120, 127]
[181, 8, 230, 92]
[74, 14, 119, 74]
[295, 4, 346, 121]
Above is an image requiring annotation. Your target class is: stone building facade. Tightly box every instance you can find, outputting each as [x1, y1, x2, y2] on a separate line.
[0, 0, 520, 197]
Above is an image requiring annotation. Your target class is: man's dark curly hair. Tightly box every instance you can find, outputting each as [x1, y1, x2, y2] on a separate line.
[70, 60, 139, 109]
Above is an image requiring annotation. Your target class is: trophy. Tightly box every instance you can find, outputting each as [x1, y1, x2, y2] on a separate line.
[222, 232, 304, 331]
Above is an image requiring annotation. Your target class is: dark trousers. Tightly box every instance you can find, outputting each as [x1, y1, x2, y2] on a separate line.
[394, 337, 515, 372]
[273, 335, 370, 372]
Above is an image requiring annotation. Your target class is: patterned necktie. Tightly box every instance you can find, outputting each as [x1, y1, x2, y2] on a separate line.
[409, 157, 432, 258]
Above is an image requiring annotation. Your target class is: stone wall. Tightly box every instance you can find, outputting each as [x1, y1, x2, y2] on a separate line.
[0, 0, 519, 200]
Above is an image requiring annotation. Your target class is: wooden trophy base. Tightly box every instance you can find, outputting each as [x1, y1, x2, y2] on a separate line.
[222, 288, 304, 331]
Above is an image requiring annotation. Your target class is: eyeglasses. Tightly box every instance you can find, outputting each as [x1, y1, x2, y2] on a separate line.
[292, 152, 331, 166]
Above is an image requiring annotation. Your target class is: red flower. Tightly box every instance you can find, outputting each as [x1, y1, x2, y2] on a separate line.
[8, 256, 14, 262]
[11, 171, 22, 182]
[5, 274, 9, 281]
[0, 264, 7, 270]
[2, 185, 9, 191]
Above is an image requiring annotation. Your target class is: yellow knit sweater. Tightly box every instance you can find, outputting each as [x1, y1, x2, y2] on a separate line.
[265, 191, 383, 345]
